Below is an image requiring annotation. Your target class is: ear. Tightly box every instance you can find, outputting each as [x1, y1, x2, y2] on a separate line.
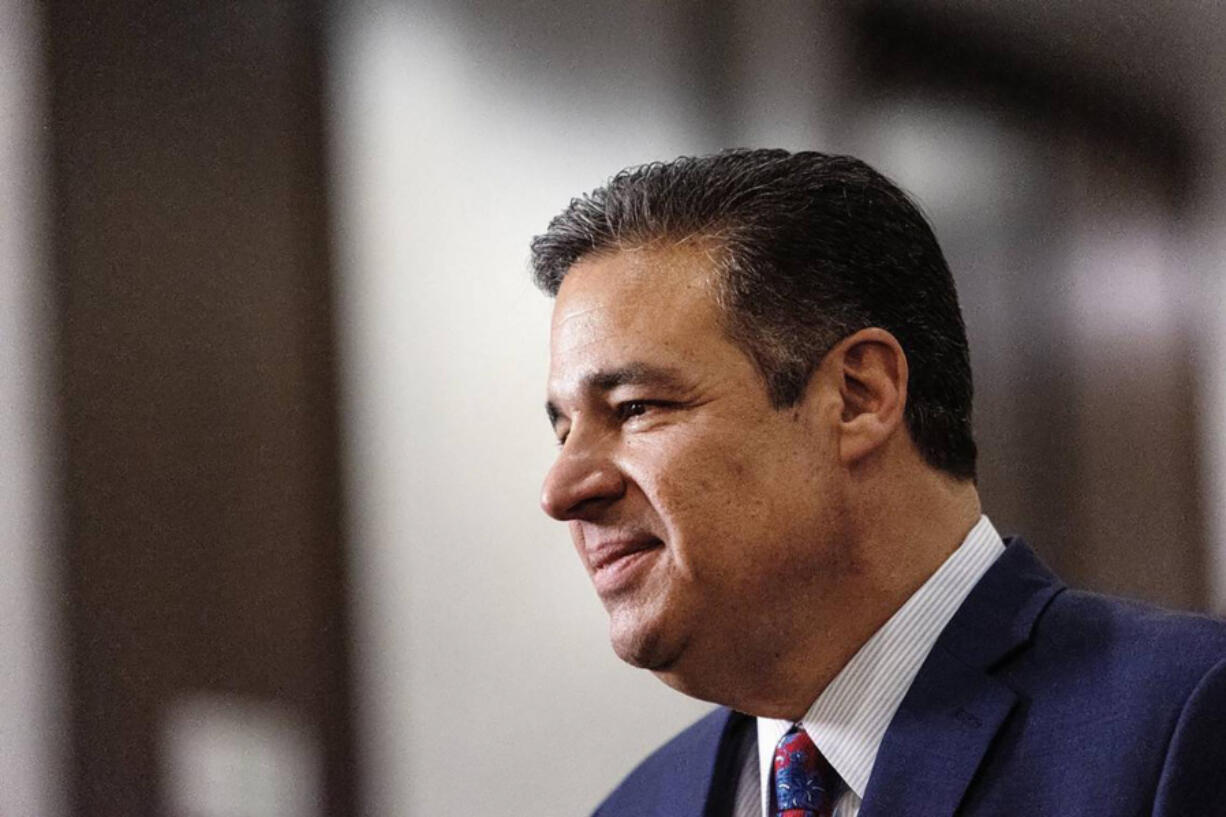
[828, 328, 908, 466]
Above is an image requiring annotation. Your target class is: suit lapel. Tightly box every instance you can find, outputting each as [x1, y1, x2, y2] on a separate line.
[858, 540, 1063, 817]
[654, 708, 750, 817]
[856, 642, 1017, 817]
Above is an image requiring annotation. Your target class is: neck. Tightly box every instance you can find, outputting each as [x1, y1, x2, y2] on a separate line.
[709, 468, 982, 720]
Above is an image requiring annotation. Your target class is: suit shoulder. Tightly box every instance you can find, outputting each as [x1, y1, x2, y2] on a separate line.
[593, 707, 740, 817]
[1034, 588, 1226, 691]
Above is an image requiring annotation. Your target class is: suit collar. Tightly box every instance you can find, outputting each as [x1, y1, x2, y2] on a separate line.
[936, 536, 1066, 669]
[617, 706, 748, 817]
[858, 538, 1064, 817]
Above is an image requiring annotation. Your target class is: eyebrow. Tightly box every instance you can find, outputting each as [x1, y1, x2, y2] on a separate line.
[546, 363, 689, 427]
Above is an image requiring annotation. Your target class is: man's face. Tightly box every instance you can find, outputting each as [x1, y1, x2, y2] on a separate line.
[542, 243, 851, 697]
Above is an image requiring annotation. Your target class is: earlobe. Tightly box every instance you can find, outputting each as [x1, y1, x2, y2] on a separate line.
[834, 329, 908, 466]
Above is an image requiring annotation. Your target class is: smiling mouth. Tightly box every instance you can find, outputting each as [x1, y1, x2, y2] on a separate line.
[588, 538, 664, 594]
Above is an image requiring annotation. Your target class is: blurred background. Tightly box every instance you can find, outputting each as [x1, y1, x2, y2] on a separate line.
[4, 1, 1226, 815]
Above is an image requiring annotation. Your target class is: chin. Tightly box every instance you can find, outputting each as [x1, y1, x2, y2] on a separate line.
[608, 611, 685, 671]
[610, 615, 734, 706]
[649, 661, 732, 707]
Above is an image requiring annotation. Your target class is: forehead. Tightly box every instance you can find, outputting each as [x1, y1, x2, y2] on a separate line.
[547, 243, 753, 399]
[552, 243, 713, 349]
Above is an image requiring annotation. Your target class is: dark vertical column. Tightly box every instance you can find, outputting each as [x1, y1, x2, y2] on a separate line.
[43, 2, 353, 815]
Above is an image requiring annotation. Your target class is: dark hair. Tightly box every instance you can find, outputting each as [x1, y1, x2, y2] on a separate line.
[530, 148, 977, 481]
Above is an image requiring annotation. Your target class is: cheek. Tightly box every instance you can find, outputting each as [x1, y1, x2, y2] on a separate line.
[645, 446, 780, 579]
[639, 436, 744, 519]
[627, 419, 815, 535]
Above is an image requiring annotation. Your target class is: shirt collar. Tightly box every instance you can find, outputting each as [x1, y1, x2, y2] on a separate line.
[756, 515, 1005, 812]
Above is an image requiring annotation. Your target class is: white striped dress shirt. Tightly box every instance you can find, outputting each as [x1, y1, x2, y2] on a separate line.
[734, 515, 1005, 817]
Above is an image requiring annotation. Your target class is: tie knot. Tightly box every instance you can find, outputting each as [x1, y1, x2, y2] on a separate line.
[772, 727, 839, 816]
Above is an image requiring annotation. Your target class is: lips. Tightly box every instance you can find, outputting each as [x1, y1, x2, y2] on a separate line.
[585, 535, 663, 594]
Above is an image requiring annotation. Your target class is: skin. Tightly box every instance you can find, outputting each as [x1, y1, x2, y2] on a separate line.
[541, 241, 982, 720]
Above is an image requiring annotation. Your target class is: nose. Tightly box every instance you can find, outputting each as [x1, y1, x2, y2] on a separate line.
[540, 438, 626, 521]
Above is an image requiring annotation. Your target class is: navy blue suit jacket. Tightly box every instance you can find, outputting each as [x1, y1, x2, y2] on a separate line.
[594, 539, 1226, 816]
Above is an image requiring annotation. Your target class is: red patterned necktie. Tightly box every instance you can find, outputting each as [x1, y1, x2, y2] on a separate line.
[772, 726, 840, 817]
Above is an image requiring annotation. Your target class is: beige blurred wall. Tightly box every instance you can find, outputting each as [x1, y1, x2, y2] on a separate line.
[0, 2, 64, 816]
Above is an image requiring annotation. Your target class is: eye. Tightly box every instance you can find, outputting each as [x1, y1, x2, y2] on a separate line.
[616, 400, 652, 421]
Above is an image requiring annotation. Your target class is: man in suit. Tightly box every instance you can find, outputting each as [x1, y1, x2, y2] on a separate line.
[531, 149, 1226, 816]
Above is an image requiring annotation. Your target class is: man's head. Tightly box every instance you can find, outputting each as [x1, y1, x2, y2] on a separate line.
[533, 149, 979, 714]
[533, 148, 976, 481]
